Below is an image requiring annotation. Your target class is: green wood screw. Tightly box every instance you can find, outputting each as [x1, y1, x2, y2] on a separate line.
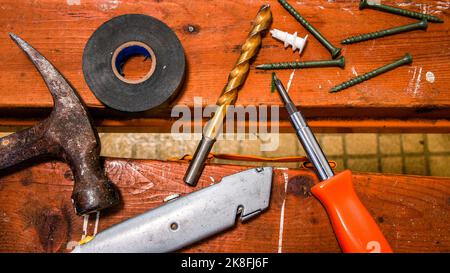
[278, 0, 342, 58]
[257, 56, 345, 70]
[359, 0, 443, 23]
[342, 19, 428, 44]
[330, 53, 413, 93]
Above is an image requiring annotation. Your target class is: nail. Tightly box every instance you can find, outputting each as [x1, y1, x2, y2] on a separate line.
[330, 53, 413, 93]
[278, 0, 342, 58]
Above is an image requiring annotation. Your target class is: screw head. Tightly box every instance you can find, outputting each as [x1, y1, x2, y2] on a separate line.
[337, 56, 346, 68]
[359, 0, 369, 10]
[331, 48, 342, 59]
[403, 53, 413, 64]
[418, 19, 428, 30]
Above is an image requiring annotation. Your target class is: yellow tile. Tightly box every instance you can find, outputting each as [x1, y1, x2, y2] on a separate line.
[213, 138, 241, 154]
[239, 137, 265, 156]
[427, 134, 450, 153]
[320, 134, 344, 156]
[264, 133, 300, 157]
[130, 134, 157, 159]
[429, 156, 450, 177]
[347, 157, 379, 173]
[156, 134, 193, 160]
[182, 138, 204, 155]
[100, 133, 133, 158]
[404, 156, 426, 176]
[331, 157, 345, 171]
[134, 141, 158, 159]
[345, 134, 377, 155]
[381, 157, 402, 174]
[401, 134, 424, 154]
[379, 134, 401, 155]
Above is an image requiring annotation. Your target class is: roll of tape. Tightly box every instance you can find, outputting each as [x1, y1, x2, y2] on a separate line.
[83, 14, 185, 112]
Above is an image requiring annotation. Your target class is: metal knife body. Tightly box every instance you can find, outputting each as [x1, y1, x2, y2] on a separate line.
[72, 167, 273, 253]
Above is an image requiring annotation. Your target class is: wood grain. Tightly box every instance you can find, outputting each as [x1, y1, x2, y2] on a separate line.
[0, 158, 448, 252]
[0, 0, 449, 132]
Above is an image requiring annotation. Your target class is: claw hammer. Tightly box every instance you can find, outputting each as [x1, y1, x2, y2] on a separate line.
[0, 34, 120, 215]
[273, 74, 392, 253]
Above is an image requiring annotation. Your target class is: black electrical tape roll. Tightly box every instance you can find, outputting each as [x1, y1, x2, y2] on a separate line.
[83, 14, 185, 112]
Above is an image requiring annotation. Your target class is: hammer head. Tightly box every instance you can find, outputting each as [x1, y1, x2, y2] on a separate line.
[0, 33, 120, 215]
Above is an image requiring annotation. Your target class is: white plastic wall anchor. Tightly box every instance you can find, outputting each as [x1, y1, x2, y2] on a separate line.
[270, 29, 308, 54]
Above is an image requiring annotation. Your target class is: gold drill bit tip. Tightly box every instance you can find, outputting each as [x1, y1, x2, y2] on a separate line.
[184, 5, 272, 186]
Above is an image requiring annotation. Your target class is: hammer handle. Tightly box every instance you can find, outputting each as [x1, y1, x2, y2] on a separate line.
[0, 122, 53, 169]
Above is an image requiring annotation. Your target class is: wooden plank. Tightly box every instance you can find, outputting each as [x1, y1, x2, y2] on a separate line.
[0, 159, 448, 252]
[0, 0, 449, 132]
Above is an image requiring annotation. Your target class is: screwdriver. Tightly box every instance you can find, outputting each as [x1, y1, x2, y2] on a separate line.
[273, 73, 392, 253]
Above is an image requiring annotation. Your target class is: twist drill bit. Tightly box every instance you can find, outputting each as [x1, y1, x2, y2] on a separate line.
[330, 53, 412, 93]
[342, 19, 428, 44]
[359, 0, 443, 23]
[257, 56, 345, 70]
[183, 5, 272, 186]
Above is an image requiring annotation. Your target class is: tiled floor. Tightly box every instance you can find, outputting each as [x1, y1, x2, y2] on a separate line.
[97, 133, 450, 177]
[1, 130, 448, 177]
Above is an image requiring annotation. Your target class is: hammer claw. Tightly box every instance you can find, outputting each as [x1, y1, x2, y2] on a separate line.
[9, 33, 85, 112]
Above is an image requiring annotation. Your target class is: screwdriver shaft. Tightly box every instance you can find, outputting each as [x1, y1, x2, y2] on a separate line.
[273, 75, 334, 181]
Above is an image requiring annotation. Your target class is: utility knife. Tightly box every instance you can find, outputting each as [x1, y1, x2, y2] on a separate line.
[72, 167, 273, 253]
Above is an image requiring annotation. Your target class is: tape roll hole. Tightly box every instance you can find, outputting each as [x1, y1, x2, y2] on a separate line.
[111, 41, 157, 84]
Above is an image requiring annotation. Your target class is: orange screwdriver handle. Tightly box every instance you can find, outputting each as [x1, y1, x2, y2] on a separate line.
[311, 170, 393, 253]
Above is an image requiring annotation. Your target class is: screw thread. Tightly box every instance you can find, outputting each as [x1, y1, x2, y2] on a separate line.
[360, 0, 443, 23]
[278, 0, 341, 58]
[278, 0, 312, 32]
[330, 53, 413, 93]
[257, 56, 345, 70]
[342, 19, 428, 44]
